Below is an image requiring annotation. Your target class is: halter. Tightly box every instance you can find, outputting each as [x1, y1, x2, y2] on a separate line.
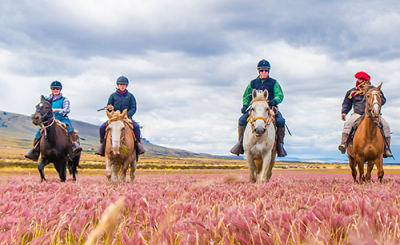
[365, 89, 382, 124]
[36, 102, 55, 139]
[247, 98, 273, 134]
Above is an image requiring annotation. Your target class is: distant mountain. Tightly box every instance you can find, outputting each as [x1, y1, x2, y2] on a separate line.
[0, 110, 220, 158]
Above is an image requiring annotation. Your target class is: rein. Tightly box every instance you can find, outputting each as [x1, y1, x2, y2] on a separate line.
[247, 99, 272, 134]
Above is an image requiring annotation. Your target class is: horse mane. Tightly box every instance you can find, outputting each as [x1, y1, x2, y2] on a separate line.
[106, 109, 128, 123]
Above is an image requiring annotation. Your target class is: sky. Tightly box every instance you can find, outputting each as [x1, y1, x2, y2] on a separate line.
[1, 0, 400, 162]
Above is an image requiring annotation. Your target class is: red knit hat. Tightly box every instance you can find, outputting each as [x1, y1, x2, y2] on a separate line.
[355, 71, 370, 81]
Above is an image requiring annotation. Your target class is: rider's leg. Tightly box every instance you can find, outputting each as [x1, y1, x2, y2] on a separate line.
[230, 112, 248, 155]
[25, 129, 41, 161]
[381, 117, 393, 158]
[95, 121, 108, 156]
[275, 111, 287, 157]
[61, 119, 82, 157]
[338, 113, 360, 154]
[132, 120, 145, 155]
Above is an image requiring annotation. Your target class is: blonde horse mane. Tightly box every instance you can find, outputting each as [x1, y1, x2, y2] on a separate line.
[106, 109, 128, 123]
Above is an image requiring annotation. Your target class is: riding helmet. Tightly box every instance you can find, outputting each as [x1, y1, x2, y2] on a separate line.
[116, 76, 129, 85]
[50, 80, 62, 90]
[257, 59, 271, 69]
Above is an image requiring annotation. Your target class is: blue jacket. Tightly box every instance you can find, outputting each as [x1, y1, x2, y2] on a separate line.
[341, 87, 386, 115]
[107, 90, 137, 118]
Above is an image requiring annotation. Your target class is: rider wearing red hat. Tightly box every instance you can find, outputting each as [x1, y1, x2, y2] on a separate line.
[338, 71, 393, 158]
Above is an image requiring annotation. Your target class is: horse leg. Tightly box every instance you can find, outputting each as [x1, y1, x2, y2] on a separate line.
[130, 157, 137, 182]
[348, 156, 357, 183]
[260, 151, 272, 182]
[376, 157, 384, 183]
[356, 157, 365, 184]
[112, 164, 119, 182]
[121, 159, 131, 183]
[54, 159, 67, 182]
[267, 151, 277, 180]
[38, 158, 49, 182]
[246, 155, 257, 183]
[366, 160, 374, 182]
[105, 158, 112, 181]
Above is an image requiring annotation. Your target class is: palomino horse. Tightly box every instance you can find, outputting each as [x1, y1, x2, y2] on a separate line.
[347, 83, 385, 183]
[104, 109, 137, 182]
[243, 90, 277, 183]
[31, 96, 80, 182]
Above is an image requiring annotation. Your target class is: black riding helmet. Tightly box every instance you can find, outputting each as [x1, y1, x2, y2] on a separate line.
[257, 59, 271, 70]
[116, 76, 129, 85]
[50, 80, 62, 90]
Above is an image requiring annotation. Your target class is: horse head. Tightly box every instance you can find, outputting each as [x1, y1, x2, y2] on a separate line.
[249, 90, 272, 136]
[106, 109, 128, 155]
[365, 82, 383, 119]
[31, 95, 53, 126]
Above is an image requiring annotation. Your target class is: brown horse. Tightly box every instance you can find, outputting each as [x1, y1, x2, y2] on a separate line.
[347, 83, 385, 183]
[104, 109, 137, 182]
[31, 96, 80, 182]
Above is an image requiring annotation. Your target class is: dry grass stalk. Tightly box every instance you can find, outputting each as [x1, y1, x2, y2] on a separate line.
[84, 196, 125, 245]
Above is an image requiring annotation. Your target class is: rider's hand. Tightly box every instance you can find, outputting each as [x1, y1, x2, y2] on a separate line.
[241, 105, 248, 114]
[52, 109, 60, 112]
[341, 113, 346, 121]
[268, 99, 277, 107]
[106, 105, 114, 111]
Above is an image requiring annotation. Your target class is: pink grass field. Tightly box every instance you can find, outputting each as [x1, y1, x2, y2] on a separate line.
[1, 171, 400, 244]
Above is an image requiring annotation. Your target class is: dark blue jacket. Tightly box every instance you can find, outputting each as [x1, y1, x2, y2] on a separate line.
[107, 90, 137, 118]
[341, 87, 386, 115]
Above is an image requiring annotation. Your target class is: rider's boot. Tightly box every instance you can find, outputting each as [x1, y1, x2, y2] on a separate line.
[230, 126, 246, 156]
[383, 136, 393, 158]
[69, 132, 82, 158]
[338, 133, 348, 154]
[24, 137, 41, 161]
[276, 127, 287, 157]
[95, 139, 106, 156]
[136, 139, 146, 155]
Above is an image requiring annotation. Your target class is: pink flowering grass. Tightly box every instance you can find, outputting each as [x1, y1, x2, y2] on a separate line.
[1, 173, 400, 244]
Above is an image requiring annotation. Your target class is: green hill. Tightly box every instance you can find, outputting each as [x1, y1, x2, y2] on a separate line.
[0, 110, 220, 158]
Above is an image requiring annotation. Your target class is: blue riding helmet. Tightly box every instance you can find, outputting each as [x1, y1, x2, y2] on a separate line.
[257, 59, 271, 69]
[50, 80, 62, 90]
[116, 76, 129, 85]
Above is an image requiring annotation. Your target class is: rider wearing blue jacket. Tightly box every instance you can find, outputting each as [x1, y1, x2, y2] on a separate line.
[25, 81, 82, 161]
[95, 76, 145, 156]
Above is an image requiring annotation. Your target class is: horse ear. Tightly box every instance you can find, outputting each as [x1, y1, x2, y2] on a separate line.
[40, 95, 46, 102]
[377, 82, 383, 90]
[263, 89, 269, 99]
[252, 89, 257, 99]
[121, 109, 127, 119]
[106, 110, 112, 119]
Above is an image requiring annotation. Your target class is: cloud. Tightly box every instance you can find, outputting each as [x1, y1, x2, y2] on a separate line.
[0, 0, 399, 160]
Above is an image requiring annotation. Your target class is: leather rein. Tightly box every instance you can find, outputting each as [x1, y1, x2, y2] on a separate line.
[247, 98, 273, 134]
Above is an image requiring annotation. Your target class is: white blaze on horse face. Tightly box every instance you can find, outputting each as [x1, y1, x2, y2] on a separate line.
[109, 121, 125, 154]
[252, 102, 269, 135]
[371, 91, 381, 116]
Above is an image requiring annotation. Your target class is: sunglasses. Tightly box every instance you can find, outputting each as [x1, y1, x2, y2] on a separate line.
[259, 69, 269, 73]
[51, 88, 60, 90]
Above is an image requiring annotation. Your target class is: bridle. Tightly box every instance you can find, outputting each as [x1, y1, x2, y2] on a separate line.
[247, 98, 273, 134]
[35, 102, 55, 139]
[365, 89, 382, 123]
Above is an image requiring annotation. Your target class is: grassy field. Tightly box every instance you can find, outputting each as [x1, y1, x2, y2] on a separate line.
[2, 147, 400, 176]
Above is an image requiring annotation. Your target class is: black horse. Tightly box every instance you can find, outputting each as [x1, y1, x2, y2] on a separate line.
[31, 96, 81, 182]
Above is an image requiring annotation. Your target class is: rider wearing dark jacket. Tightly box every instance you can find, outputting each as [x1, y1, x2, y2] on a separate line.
[230, 59, 287, 157]
[95, 76, 145, 156]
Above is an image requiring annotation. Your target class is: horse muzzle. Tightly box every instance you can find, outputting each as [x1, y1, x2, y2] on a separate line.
[254, 127, 266, 136]
[31, 115, 42, 126]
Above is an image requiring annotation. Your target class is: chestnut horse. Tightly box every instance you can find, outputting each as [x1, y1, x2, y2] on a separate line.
[243, 90, 277, 183]
[347, 83, 385, 183]
[31, 96, 80, 182]
[104, 109, 137, 182]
